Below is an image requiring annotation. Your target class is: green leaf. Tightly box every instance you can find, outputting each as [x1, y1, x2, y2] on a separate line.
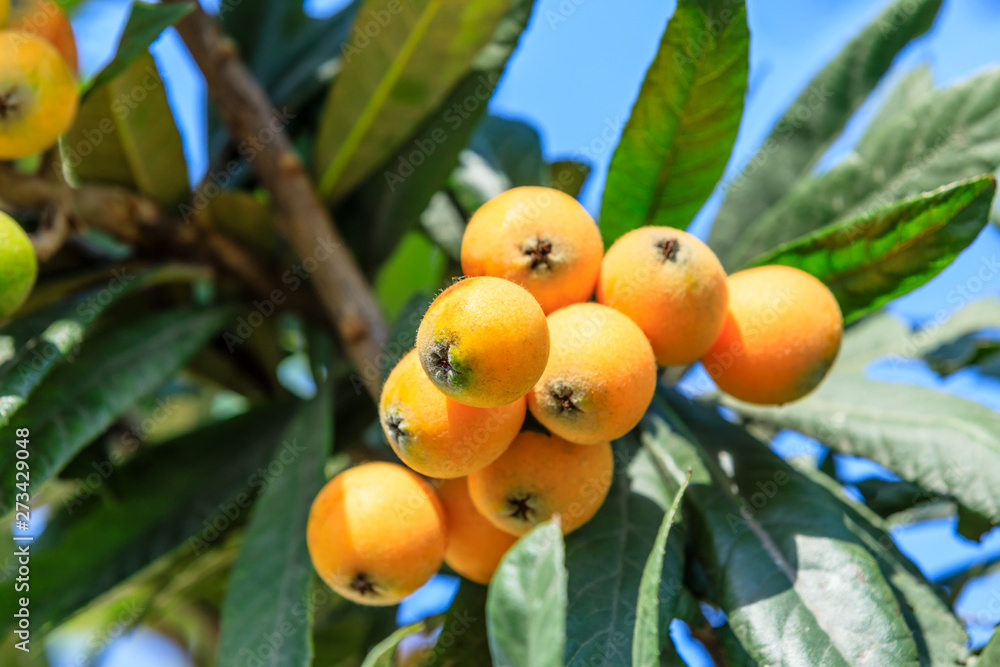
[601, 0, 748, 242]
[448, 150, 510, 216]
[210, 1, 360, 161]
[83, 1, 194, 97]
[937, 554, 1000, 602]
[205, 190, 277, 253]
[725, 374, 1000, 532]
[374, 231, 446, 321]
[445, 114, 550, 215]
[361, 623, 423, 667]
[799, 465, 969, 666]
[836, 312, 912, 375]
[551, 160, 592, 198]
[0, 266, 210, 429]
[982, 629, 1000, 664]
[724, 63, 1000, 268]
[854, 479, 939, 518]
[835, 298, 1000, 375]
[866, 66, 935, 132]
[427, 582, 493, 667]
[486, 518, 567, 667]
[924, 334, 1000, 376]
[747, 175, 996, 323]
[633, 474, 689, 667]
[218, 0, 355, 96]
[563, 437, 686, 667]
[0, 404, 296, 632]
[980, 351, 1000, 380]
[67, 53, 190, 206]
[651, 389, 921, 665]
[0, 305, 233, 515]
[379, 292, 433, 383]
[420, 192, 467, 259]
[315, 0, 517, 200]
[216, 350, 334, 666]
[707, 0, 943, 268]
[334, 0, 534, 266]
[470, 115, 547, 188]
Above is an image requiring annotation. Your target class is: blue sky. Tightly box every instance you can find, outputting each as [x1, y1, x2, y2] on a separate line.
[58, 0, 1000, 664]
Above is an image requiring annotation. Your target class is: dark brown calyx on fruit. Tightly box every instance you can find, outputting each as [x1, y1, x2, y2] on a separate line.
[523, 238, 553, 271]
[351, 573, 377, 597]
[549, 382, 579, 414]
[384, 413, 408, 446]
[655, 238, 680, 262]
[507, 494, 534, 521]
[0, 87, 23, 122]
[426, 339, 469, 389]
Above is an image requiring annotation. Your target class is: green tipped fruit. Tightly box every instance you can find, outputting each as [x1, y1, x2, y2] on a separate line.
[0, 211, 36, 318]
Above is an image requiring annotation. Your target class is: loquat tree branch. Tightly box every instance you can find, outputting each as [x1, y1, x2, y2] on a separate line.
[167, 1, 389, 400]
[0, 162, 276, 297]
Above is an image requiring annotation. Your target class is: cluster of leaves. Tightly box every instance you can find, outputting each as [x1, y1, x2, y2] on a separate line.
[3, 0, 1000, 664]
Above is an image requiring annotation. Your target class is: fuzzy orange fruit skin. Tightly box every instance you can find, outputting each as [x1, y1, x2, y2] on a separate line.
[10, 0, 77, 72]
[527, 303, 656, 445]
[0, 30, 78, 159]
[461, 187, 603, 315]
[703, 265, 843, 405]
[380, 349, 525, 478]
[307, 462, 447, 606]
[416, 276, 550, 408]
[469, 431, 613, 536]
[438, 477, 518, 584]
[598, 226, 728, 366]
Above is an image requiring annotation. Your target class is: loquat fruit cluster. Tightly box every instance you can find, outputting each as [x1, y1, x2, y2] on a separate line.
[308, 186, 844, 606]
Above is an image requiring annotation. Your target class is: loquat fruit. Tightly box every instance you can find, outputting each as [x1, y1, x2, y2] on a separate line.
[307, 462, 447, 606]
[437, 477, 518, 584]
[416, 276, 549, 409]
[379, 349, 525, 479]
[598, 226, 728, 366]
[461, 186, 603, 314]
[703, 265, 843, 405]
[0, 30, 78, 159]
[469, 431, 613, 536]
[527, 303, 656, 444]
[0, 211, 36, 318]
[10, 0, 77, 73]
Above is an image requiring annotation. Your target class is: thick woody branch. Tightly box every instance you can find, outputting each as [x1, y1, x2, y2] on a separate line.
[0, 163, 274, 297]
[168, 2, 389, 399]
